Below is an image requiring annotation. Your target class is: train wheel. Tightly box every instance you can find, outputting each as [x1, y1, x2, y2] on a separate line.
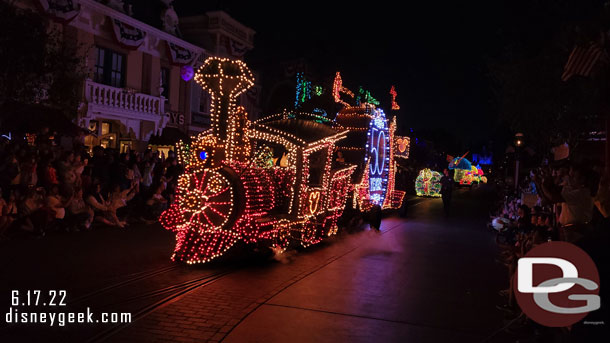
[272, 223, 292, 252]
[171, 168, 243, 264]
[183, 169, 237, 234]
[300, 224, 322, 247]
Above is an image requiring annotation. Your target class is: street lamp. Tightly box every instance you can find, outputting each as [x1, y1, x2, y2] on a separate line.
[514, 133, 524, 189]
[515, 138, 523, 148]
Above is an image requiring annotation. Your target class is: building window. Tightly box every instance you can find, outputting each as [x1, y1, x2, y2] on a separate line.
[94, 48, 105, 83]
[160, 67, 170, 99]
[94, 46, 125, 88]
[101, 122, 111, 135]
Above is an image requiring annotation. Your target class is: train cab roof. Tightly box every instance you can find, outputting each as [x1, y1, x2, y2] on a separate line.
[253, 119, 347, 147]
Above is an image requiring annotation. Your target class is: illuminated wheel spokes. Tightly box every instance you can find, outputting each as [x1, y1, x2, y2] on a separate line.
[171, 168, 240, 264]
[183, 169, 235, 233]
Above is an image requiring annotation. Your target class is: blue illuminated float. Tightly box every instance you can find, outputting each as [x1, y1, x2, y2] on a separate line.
[365, 109, 391, 206]
[333, 90, 406, 210]
[448, 153, 487, 185]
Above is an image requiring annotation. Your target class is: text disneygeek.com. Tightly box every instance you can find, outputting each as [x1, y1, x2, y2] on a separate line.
[5, 290, 131, 327]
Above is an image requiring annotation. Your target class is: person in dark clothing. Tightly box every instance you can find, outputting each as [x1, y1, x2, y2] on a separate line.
[397, 165, 409, 217]
[440, 168, 454, 216]
[110, 153, 130, 190]
[369, 204, 382, 231]
[165, 157, 183, 182]
[89, 146, 109, 184]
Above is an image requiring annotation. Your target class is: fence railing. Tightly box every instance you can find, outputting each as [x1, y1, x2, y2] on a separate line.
[85, 79, 164, 116]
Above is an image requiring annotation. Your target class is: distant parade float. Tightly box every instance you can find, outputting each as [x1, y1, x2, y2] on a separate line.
[160, 58, 408, 264]
[415, 168, 442, 197]
[448, 152, 487, 185]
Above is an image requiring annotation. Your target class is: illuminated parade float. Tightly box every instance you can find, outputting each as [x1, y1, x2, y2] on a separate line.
[160, 58, 407, 263]
[448, 153, 487, 185]
[415, 168, 442, 197]
[332, 74, 407, 210]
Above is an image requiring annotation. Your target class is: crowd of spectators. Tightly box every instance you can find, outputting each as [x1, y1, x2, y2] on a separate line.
[0, 128, 182, 240]
[489, 159, 609, 336]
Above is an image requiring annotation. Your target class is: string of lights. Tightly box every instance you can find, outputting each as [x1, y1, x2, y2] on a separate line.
[357, 86, 380, 106]
[162, 58, 408, 264]
[390, 85, 400, 110]
[332, 72, 354, 107]
[334, 104, 405, 211]
[415, 168, 442, 197]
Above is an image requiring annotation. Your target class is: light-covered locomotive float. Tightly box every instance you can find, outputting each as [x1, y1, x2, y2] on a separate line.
[160, 57, 409, 263]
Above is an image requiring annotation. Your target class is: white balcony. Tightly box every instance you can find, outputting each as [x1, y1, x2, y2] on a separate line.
[84, 79, 165, 120]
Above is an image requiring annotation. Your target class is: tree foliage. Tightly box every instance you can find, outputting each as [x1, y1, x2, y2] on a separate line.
[0, 1, 87, 118]
[487, 0, 606, 154]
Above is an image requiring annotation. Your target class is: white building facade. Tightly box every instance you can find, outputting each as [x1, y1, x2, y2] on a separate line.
[14, 1, 259, 150]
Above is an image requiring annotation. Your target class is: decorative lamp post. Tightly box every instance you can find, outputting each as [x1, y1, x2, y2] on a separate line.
[514, 132, 524, 189]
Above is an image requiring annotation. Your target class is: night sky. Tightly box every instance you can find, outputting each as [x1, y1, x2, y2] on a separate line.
[173, 0, 603, 152]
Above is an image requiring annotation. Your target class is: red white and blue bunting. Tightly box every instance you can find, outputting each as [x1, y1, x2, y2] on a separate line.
[166, 41, 197, 66]
[111, 18, 146, 49]
[36, 0, 81, 23]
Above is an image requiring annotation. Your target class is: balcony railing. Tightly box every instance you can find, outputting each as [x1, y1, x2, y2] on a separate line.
[85, 79, 164, 117]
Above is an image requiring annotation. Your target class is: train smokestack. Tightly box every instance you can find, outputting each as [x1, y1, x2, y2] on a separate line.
[194, 57, 254, 162]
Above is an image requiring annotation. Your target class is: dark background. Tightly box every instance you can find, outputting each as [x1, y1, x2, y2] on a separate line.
[174, 0, 606, 156]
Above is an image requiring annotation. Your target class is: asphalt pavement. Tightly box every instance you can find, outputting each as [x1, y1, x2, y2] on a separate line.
[0, 187, 510, 342]
[223, 188, 506, 342]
